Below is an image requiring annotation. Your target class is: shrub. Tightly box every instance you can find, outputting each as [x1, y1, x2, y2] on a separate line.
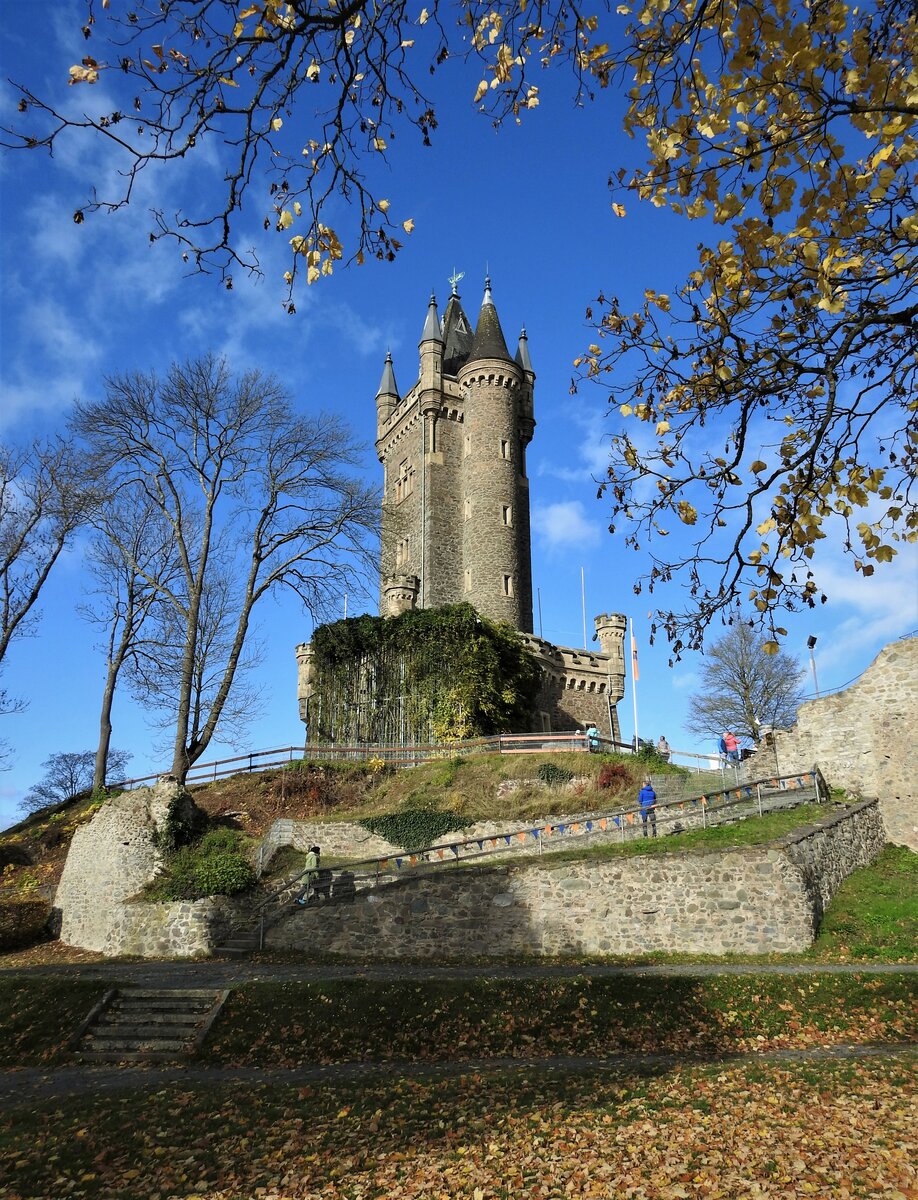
[537, 763, 574, 788]
[150, 825, 255, 901]
[191, 851, 256, 897]
[598, 762, 632, 791]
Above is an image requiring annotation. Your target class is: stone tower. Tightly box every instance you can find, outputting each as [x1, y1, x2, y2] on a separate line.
[376, 278, 535, 631]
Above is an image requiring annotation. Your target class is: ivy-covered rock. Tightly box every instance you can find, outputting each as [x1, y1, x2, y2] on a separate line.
[309, 603, 540, 744]
[360, 810, 470, 853]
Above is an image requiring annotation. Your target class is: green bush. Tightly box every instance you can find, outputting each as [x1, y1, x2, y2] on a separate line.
[198, 826, 243, 854]
[149, 825, 255, 900]
[191, 851, 256, 896]
[537, 763, 574, 788]
[360, 809, 470, 852]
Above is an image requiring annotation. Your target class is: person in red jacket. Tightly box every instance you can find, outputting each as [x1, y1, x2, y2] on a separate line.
[724, 731, 739, 763]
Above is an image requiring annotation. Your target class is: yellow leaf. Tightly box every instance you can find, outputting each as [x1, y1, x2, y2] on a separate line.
[278, 210, 293, 229]
[271, 117, 283, 131]
[620, 404, 633, 417]
[750, 460, 767, 473]
[403, 218, 415, 233]
[378, 198, 390, 213]
[219, 76, 240, 86]
[611, 202, 627, 218]
[474, 79, 488, 104]
[763, 641, 779, 655]
[373, 136, 387, 151]
[677, 500, 697, 525]
[418, 7, 429, 23]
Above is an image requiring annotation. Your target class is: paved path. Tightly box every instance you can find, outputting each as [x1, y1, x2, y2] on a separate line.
[3, 960, 916, 987]
[2, 1042, 915, 1108]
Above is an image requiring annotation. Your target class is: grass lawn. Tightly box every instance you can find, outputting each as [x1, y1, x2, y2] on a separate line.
[809, 844, 918, 961]
[1, 1056, 915, 1199]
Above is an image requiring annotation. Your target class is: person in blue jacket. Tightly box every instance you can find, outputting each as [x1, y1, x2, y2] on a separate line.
[638, 777, 657, 838]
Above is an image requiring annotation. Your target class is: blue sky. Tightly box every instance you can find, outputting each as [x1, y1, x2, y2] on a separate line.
[1, 4, 915, 829]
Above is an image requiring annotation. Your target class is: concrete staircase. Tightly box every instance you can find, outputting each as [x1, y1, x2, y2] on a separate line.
[72, 987, 230, 1062]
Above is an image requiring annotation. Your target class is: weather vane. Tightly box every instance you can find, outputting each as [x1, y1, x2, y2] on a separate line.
[448, 268, 464, 295]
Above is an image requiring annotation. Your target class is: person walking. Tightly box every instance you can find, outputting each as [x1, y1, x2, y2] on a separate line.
[586, 723, 600, 753]
[656, 735, 671, 762]
[296, 845, 321, 905]
[724, 731, 740, 763]
[638, 777, 657, 838]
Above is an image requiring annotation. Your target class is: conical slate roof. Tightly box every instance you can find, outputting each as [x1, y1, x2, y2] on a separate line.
[420, 292, 442, 344]
[515, 326, 533, 375]
[441, 292, 475, 376]
[468, 278, 512, 364]
[376, 350, 399, 400]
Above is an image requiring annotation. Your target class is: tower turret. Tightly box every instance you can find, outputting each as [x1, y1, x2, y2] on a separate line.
[458, 278, 533, 632]
[375, 350, 400, 438]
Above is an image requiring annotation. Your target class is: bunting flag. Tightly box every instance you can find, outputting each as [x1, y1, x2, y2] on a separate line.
[503, 835, 511, 845]
[380, 859, 389, 868]
[437, 849, 444, 859]
[531, 829, 539, 840]
[571, 823, 580, 833]
[490, 838, 498, 847]
[796, 777, 804, 787]
[409, 855, 417, 866]
[700, 796, 707, 806]
[544, 825, 552, 836]
[395, 857, 403, 868]
[517, 832, 526, 843]
[678, 803, 685, 812]
[626, 812, 634, 825]
[612, 816, 620, 828]
[734, 789, 742, 798]
[586, 820, 593, 832]
[744, 786, 752, 796]
[558, 824, 566, 834]
[477, 840, 484, 850]
[599, 818, 607, 830]
[451, 844, 460, 856]
[770, 778, 778, 786]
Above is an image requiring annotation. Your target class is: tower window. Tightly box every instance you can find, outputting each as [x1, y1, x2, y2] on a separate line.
[519, 441, 527, 477]
[500, 439, 511, 460]
[502, 505, 512, 526]
[396, 537, 410, 567]
[464, 568, 471, 592]
[464, 434, 471, 458]
[502, 574, 513, 596]
[464, 497, 472, 521]
[395, 458, 413, 503]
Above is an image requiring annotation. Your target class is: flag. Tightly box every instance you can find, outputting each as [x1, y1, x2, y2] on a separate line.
[631, 631, 639, 681]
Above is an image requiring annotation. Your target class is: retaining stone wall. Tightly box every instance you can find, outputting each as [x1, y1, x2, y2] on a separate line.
[267, 800, 884, 959]
[765, 638, 917, 850]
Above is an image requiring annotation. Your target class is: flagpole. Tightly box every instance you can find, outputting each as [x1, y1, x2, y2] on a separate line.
[630, 617, 639, 750]
[581, 567, 587, 649]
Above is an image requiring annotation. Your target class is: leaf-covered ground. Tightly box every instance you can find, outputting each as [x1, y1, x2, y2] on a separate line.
[206, 974, 917, 1067]
[1, 1055, 914, 1198]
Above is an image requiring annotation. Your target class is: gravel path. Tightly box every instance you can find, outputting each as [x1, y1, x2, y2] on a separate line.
[2, 1042, 915, 1108]
[2, 960, 916, 987]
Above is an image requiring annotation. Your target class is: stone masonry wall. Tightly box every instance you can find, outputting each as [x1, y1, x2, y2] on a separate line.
[767, 638, 917, 850]
[267, 799, 884, 958]
[55, 778, 186, 952]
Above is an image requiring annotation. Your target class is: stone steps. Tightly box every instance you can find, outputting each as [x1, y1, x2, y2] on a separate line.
[73, 987, 230, 1062]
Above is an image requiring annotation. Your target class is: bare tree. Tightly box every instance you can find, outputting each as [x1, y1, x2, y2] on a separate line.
[0, 439, 91, 666]
[74, 355, 376, 781]
[21, 748, 132, 815]
[81, 495, 180, 792]
[686, 623, 806, 745]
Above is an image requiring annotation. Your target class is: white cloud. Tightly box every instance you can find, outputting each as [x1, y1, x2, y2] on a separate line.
[532, 500, 601, 551]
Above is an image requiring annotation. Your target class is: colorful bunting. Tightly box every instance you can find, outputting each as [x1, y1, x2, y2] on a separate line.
[626, 812, 634, 825]
[531, 829, 539, 840]
[437, 849, 444, 859]
[518, 832, 526, 843]
[571, 823, 580, 833]
[409, 855, 417, 866]
[395, 857, 403, 868]
[503, 836, 511, 845]
[451, 844, 460, 856]
[613, 816, 620, 828]
[380, 859, 389, 868]
[544, 825, 552, 836]
[599, 818, 607, 830]
[477, 840, 483, 850]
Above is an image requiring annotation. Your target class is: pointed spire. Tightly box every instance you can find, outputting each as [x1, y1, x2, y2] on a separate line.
[376, 350, 400, 400]
[468, 275, 512, 363]
[515, 326, 533, 375]
[420, 292, 442, 344]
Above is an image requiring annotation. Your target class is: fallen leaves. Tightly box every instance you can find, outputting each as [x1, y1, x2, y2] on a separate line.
[1, 1056, 915, 1198]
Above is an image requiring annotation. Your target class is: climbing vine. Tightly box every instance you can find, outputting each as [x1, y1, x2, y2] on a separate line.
[359, 810, 470, 853]
[308, 604, 540, 745]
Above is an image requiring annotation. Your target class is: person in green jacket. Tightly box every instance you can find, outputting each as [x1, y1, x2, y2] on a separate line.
[296, 845, 321, 905]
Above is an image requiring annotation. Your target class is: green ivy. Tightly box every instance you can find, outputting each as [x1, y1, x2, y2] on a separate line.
[359, 810, 470, 853]
[309, 603, 541, 745]
[537, 763, 574, 788]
